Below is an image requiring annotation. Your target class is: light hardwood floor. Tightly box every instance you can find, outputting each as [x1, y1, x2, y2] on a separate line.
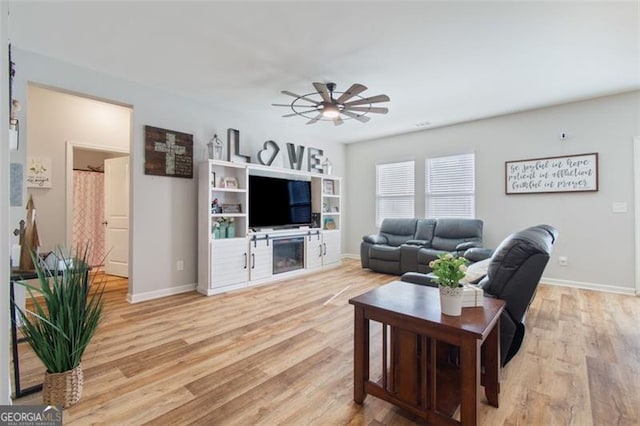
[13, 259, 640, 425]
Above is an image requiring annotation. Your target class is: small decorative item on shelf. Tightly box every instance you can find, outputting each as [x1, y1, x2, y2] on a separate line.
[332, 206, 339, 212]
[322, 202, 328, 213]
[222, 204, 241, 213]
[219, 219, 228, 238]
[207, 134, 224, 160]
[322, 157, 332, 175]
[212, 220, 221, 239]
[226, 218, 235, 238]
[323, 180, 334, 195]
[211, 198, 221, 214]
[323, 217, 336, 230]
[312, 213, 321, 228]
[211, 171, 216, 187]
[224, 177, 238, 189]
[429, 253, 468, 316]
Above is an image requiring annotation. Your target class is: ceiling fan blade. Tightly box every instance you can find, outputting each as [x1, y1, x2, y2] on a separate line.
[282, 109, 319, 118]
[344, 94, 390, 107]
[282, 90, 319, 104]
[336, 83, 367, 104]
[313, 82, 332, 103]
[341, 109, 371, 123]
[333, 116, 344, 126]
[306, 113, 323, 125]
[272, 103, 317, 108]
[344, 106, 389, 114]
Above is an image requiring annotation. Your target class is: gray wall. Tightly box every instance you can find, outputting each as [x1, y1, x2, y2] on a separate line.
[11, 48, 345, 300]
[346, 91, 640, 292]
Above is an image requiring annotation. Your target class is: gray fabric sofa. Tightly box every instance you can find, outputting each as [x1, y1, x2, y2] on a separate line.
[361, 218, 490, 275]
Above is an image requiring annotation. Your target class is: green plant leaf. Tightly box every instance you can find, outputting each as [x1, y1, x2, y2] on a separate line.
[14, 245, 105, 373]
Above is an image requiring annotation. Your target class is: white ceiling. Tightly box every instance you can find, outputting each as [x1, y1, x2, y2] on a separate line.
[7, 1, 640, 144]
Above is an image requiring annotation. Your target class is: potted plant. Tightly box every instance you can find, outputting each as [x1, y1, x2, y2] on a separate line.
[429, 253, 468, 316]
[15, 247, 105, 408]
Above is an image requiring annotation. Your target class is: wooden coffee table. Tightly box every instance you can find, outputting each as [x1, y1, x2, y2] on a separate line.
[349, 281, 505, 426]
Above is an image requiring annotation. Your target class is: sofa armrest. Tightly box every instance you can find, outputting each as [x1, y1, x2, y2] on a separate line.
[404, 239, 430, 247]
[400, 272, 438, 287]
[455, 241, 480, 251]
[464, 247, 494, 262]
[362, 234, 388, 245]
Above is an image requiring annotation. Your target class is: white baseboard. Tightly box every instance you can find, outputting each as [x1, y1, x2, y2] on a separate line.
[127, 283, 197, 303]
[342, 253, 359, 260]
[541, 276, 637, 296]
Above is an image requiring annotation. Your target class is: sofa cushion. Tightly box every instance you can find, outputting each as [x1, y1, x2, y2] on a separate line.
[417, 247, 447, 266]
[414, 219, 436, 242]
[461, 258, 491, 283]
[431, 218, 483, 251]
[379, 218, 418, 247]
[369, 245, 401, 262]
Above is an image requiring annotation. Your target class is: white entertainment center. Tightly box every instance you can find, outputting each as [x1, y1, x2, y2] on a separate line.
[197, 160, 342, 296]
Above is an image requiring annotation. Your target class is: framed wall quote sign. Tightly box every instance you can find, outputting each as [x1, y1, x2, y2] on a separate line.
[505, 152, 598, 194]
[145, 125, 193, 178]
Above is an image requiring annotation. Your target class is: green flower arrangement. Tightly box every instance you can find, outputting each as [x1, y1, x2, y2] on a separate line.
[429, 253, 468, 288]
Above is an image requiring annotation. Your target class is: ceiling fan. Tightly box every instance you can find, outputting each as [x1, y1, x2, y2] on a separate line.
[272, 82, 390, 126]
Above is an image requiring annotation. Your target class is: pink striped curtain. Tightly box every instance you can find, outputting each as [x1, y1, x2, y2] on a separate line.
[72, 170, 105, 267]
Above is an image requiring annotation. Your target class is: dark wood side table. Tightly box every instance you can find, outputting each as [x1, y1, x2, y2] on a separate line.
[349, 281, 505, 426]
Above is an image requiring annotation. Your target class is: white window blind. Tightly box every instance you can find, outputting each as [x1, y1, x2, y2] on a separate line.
[376, 161, 415, 226]
[426, 153, 475, 218]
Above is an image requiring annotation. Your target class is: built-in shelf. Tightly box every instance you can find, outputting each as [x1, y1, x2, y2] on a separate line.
[199, 160, 341, 297]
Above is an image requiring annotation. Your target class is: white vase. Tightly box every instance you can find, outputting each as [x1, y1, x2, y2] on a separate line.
[439, 285, 464, 316]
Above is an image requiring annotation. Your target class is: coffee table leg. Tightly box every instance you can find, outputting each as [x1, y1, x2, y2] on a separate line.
[460, 338, 480, 425]
[483, 317, 501, 407]
[354, 306, 369, 403]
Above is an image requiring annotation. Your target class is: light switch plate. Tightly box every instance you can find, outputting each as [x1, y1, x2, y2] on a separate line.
[612, 202, 627, 213]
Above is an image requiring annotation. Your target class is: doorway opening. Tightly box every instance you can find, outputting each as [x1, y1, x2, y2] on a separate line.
[24, 84, 132, 288]
[67, 142, 129, 277]
[66, 143, 129, 275]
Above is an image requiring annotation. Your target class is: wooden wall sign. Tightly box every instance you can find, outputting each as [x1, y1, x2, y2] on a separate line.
[505, 152, 598, 194]
[145, 125, 193, 178]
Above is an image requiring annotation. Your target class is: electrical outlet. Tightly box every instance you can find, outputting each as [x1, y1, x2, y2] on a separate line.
[558, 256, 568, 266]
[176, 260, 184, 271]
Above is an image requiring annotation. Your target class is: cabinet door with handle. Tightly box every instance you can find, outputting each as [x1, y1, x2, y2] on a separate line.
[211, 239, 249, 289]
[321, 230, 341, 266]
[305, 232, 323, 270]
[249, 238, 273, 282]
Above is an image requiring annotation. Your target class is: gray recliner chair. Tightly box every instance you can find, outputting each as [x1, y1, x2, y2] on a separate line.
[361, 219, 419, 275]
[402, 224, 558, 366]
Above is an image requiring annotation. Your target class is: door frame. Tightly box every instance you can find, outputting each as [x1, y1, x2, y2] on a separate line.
[634, 137, 640, 296]
[65, 141, 129, 253]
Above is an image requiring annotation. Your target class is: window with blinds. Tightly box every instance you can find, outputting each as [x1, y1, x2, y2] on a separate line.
[426, 153, 475, 218]
[376, 161, 415, 226]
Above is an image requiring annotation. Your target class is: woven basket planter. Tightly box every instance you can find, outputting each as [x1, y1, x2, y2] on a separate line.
[43, 365, 84, 408]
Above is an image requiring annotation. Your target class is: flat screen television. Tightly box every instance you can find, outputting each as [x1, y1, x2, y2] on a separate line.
[249, 175, 312, 229]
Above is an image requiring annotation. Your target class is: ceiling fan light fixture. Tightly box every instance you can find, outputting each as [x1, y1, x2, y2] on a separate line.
[322, 103, 340, 118]
[275, 82, 390, 125]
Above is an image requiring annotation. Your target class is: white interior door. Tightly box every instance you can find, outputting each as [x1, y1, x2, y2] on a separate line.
[104, 156, 129, 277]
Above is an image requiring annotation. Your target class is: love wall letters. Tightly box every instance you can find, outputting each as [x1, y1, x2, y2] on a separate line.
[227, 128, 325, 173]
